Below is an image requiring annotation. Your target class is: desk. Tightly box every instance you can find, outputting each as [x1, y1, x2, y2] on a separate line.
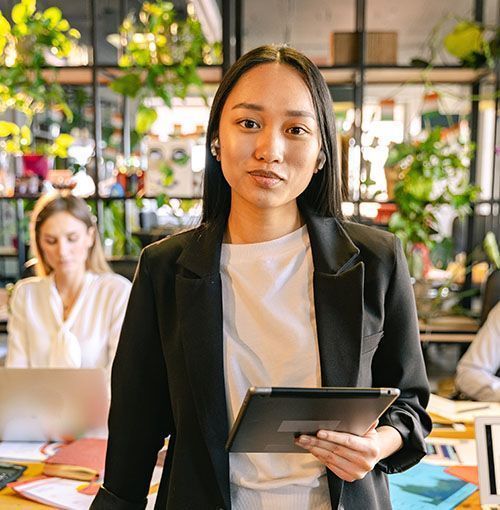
[0, 463, 52, 509]
[419, 316, 479, 343]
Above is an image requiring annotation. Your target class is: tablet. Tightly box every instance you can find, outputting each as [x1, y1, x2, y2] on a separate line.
[226, 386, 400, 453]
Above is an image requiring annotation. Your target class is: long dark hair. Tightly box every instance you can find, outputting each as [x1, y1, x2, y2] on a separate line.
[202, 44, 343, 225]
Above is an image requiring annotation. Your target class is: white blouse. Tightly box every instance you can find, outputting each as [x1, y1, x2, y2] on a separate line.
[456, 301, 500, 401]
[6, 272, 132, 370]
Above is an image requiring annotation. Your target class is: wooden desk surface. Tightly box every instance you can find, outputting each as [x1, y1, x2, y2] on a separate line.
[456, 491, 481, 509]
[0, 462, 481, 510]
[419, 316, 479, 343]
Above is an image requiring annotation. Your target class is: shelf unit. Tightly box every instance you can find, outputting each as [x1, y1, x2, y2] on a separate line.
[0, 0, 499, 286]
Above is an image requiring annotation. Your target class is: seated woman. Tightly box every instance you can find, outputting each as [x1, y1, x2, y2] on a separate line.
[6, 193, 132, 369]
[455, 301, 500, 401]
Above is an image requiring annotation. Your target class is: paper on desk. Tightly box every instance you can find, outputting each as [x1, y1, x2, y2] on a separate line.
[424, 438, 477, 466]
[0, 441, 47, 461]
[389, 462, 477, 509]
[445, 466, 479, 485]
[10, 477, 93, 509]
[428, 394, 500, 424]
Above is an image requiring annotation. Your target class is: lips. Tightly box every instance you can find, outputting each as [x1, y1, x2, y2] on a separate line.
[248, 170, 284, 180]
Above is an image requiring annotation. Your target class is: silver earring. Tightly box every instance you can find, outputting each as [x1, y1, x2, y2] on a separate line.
[210, 138, 220, 158]
[317, 150, 326, 170]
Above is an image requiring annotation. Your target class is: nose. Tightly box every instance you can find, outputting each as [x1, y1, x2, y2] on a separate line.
[57, 240, 70, 258]
[254, 128, 284, 164]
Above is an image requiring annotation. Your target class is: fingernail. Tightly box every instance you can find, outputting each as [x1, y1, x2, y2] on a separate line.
[298, 435, 310, 444]
[317, 431, 328, 439]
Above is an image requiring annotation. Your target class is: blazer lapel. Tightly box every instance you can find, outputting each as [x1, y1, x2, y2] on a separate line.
[175, 222, 231, 507]
[304, 209, 364, 510]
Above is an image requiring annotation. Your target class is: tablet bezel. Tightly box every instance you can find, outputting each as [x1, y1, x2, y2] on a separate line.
[226, 386, 400, 453]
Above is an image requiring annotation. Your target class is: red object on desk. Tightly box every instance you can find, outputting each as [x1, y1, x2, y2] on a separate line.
[445, 466, 479, 485]
[43, 438, 107, 481]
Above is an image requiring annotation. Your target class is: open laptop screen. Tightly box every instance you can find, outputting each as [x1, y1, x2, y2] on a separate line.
[476, 416, 500, 507]
[0, 368, 109, 441]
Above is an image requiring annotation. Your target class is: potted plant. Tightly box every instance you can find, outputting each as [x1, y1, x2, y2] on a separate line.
[0, 120, 74, 179]
[387, 127, 480, 279]
[109, 0, 221, 136]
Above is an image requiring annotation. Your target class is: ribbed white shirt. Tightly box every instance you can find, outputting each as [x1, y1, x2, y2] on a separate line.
[221, 225, 331, 510]
[6, 272, 131, 370]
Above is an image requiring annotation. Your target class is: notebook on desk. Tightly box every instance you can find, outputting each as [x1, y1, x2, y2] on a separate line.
[475, 416, 500, 510]
[0, 368, 109, 441]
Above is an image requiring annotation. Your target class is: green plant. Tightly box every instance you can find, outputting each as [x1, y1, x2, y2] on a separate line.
[0, 120, 73, 157]
[0, 0, 80, 121]
[412, 16, 499, 69]
[109, 0, 221, 135]
[102, 201, 141, 257]
[388, 127, 480, 272]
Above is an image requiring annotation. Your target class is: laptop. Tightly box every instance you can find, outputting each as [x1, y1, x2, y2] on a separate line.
[0, 368, 109, 441]
[475, 416, 500, 510]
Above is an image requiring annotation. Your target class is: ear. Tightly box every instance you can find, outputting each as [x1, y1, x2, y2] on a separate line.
[316, 150, 326, 171]
[87, 225, 96, 248]
[210, 137, 221, 161]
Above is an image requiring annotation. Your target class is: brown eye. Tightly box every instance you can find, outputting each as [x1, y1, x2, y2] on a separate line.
[239, 119, 259, 129]
[287, 126, 307, 135]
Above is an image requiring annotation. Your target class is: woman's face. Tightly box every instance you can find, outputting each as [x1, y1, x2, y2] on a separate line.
[38, 211, 94, 276]
[218, 63, 322, 214]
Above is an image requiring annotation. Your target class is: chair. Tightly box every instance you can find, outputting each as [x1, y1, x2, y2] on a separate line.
[480, 269, 500, 326]
[108, 258, 138, 282]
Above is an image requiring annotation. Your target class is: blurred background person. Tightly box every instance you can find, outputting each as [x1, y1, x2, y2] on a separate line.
[455, 302, 500, 402]
[6, 193, 131, 369]
[455, 301, 500, 401]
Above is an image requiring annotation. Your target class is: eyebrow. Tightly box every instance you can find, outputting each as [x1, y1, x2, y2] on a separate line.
[42, 231, 80, 238]
[231, 102, 316, 119]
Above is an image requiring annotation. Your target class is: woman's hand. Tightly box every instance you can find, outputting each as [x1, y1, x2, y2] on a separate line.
[294, 422, 403, 482]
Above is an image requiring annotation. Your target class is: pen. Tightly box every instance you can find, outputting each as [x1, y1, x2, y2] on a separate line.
[456, 405, 490, 413]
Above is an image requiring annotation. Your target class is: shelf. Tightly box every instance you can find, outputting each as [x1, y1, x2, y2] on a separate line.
[0, 247, 17, 257]
[0, 194, 203, 201]
[320, 65, 493, 85]
[4, 64, 489, 87]
[39, 65, 223, 86]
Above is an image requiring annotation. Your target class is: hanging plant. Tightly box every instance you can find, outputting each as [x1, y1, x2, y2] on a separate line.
[411, 16, 499, 69]
[0, 0, 81, 122]
[109, 0, 221, 135]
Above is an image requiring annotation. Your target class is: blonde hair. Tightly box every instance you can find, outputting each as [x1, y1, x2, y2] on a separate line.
[31, 192, 112, 277]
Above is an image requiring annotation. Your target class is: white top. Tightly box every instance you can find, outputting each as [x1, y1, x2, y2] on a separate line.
[456, 301, 500, 401]
[221, 225, 331, 510]
[6, 272, 132, 370]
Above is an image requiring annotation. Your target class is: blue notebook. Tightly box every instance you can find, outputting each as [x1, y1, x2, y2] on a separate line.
[389, 462, 477, 510]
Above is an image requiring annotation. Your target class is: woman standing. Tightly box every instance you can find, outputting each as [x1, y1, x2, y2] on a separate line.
[6, 193, 131, 369]
[92, 45, 431, 509]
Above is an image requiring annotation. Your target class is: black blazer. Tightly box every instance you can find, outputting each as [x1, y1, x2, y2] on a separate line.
[91, 209, 431, 510]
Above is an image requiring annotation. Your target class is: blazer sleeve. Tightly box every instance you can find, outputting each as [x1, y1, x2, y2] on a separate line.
[372, 236, 432, 474]
[91, 249, 173, 509]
